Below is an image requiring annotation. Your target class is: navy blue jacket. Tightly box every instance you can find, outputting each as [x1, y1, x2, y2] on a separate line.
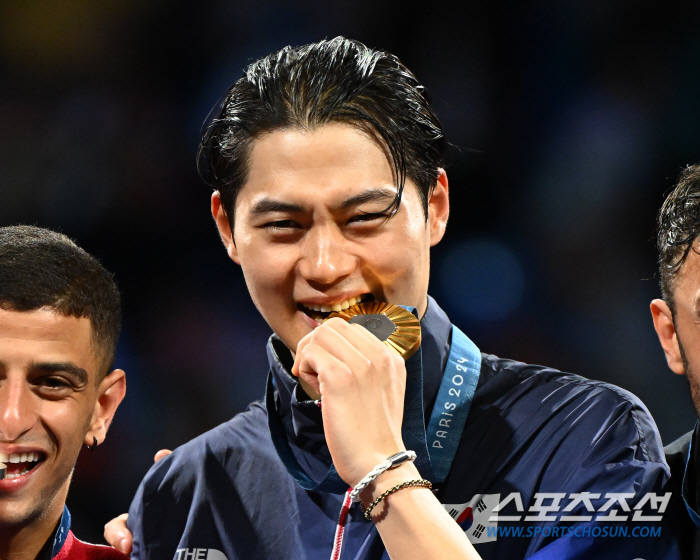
[128, 298, 678, 559]
[664, 423, 700, 559]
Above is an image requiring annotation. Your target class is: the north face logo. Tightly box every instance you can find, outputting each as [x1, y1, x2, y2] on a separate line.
[175, 549, 228, 560]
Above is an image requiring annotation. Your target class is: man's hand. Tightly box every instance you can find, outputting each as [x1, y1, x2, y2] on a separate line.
[292, 317, 407, 487]
[104, 449, 172, 554]
[104, 513, 131, 554]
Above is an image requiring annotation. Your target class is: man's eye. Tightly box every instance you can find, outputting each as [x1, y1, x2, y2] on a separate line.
[34, 377, 73, 393]
[44, 377, 70, 388]
[348, 212, 389, 224]
[264, 220, 300, 230]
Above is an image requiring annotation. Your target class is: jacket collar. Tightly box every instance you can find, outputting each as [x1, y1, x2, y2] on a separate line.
[682, 420, 700, 528]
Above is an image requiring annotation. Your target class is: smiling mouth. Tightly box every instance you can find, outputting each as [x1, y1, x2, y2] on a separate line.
[0, 452, 45, 480]
[298, 293, 374, 322]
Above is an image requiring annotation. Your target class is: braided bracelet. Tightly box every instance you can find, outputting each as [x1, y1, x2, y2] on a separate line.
[363, 478, 433, 521]
[349, 450, 417, 502]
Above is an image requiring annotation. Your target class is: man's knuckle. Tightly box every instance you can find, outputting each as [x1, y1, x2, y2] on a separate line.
[377, 351, 393, 369]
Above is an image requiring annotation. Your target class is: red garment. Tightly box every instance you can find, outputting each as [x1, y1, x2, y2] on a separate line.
[52, 531, 130, 560]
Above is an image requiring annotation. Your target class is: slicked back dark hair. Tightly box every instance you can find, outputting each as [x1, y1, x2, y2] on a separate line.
[198, 36, 447, 229]
[657, 164, 700, 312]
[0, 226, 121, 377]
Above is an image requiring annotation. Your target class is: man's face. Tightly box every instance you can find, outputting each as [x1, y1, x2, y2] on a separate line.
[0, 308, 119, 528]
[213, 123, 449, 352]
[652, 244, 700, 414]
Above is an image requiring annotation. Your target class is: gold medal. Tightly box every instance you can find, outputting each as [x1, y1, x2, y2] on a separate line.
[325, 302, 421, 360]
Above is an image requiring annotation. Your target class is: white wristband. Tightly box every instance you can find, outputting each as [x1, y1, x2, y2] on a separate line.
[349, 450, 417, 502]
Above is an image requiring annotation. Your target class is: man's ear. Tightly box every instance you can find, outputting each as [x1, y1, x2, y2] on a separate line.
[211, 191, 240, 264]
[428, 168, 450, 247]
[650, 299, 685, 375]
[85, 369, 126, 446]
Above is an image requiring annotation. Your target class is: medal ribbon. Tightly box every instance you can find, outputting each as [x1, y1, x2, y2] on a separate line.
[266, 319, 481, 493]
[425, 326, 481, 482]
[51, 506, 71, 558]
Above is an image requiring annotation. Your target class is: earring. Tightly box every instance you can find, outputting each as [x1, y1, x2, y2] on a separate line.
[86, 436, 98, 450]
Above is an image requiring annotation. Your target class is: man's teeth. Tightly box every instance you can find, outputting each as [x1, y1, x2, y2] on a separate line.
[0, 452, 41, 479]
[307, 295, 363, 313]
[4, 452, 40, 463]
[5, 468, 32, 479]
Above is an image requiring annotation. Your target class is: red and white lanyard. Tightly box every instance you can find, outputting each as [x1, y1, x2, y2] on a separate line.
[330, 489, 353, 560]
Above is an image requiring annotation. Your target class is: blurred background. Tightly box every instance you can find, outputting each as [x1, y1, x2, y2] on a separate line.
[1, 0, 699, 543]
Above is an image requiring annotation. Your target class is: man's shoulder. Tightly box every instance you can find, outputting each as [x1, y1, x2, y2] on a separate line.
[475, 353, 664, 462]
[663, 429, 699, 560]
[54, 531, 129, 560]
[479, 352, 648, 407]
[148, 399, 271, 477]
[177, 398, 270, 454]
[132, 399, 277, 500]
[663, 428, 694, 497]
[127, 399, 295, 556]
[665, 430, 693, 461]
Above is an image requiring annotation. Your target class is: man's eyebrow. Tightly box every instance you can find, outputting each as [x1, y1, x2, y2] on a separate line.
[249, 198, 306, 217]
[31, 362, 89, 384]
[248, 188, 397, 217]
[334, 188, 397, 211]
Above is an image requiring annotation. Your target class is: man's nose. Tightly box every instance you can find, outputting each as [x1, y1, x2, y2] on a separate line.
[0, 378, 36, 441]
[298, 225, 355, 285]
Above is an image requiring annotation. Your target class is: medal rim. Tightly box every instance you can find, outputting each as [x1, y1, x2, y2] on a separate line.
[324, 302, 421, 360]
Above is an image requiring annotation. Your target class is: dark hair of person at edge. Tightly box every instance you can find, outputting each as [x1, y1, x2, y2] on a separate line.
[0, 225, 121, 379]
[197, 36, 447, 229]
[657, 164, 700, 316]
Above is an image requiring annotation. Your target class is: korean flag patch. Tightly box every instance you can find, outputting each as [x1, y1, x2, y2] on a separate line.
[443, 494, 500, 544]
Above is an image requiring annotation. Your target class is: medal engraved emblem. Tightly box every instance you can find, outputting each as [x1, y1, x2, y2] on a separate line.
[325, 302, 421, 360]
